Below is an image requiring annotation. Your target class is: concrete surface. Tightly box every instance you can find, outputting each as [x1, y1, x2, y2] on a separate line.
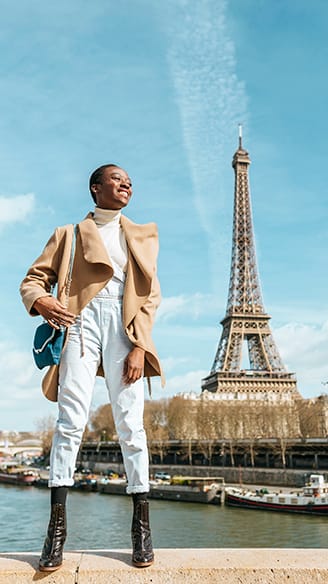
[1, 549, 328, 583]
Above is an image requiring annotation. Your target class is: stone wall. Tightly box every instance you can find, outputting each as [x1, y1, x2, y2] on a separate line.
[86, 462, 310, 488]
[1, 549, 328, 583]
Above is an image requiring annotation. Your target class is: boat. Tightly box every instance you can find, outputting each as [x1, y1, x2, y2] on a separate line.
[99, 475, 224, 504]
[0, 464, 39, 486]
[73, 471, 98, 492]
[34, 469, 49, 488]
[149, 476, 224, 504]
[98, 477, 128, 496]
[224, 474, 328, 515]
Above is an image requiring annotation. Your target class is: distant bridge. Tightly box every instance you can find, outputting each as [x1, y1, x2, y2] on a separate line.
[0, 442, 42, 458]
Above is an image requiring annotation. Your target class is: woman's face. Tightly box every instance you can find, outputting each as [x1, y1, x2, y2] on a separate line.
[91, 166, 133, 210]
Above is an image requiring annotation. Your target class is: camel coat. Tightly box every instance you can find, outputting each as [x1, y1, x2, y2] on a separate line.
[20, 212, 164, 402]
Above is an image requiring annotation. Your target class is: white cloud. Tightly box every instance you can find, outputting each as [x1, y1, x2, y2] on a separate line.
[268, 303, 327, 326]
[157, 293, 223, 322]
[156, 306, 328, 401]
[274, 321, 328, 397]
[149, 370, 209, 400]
[0, 342, 36, 389]
[0, 193, 35, 227]
[166, 370, 209, 395]
[155, 318, 328, 401]
[167, 0, 248, 290]
[160, 356, 190, 373]
[0, 340, 55, 431]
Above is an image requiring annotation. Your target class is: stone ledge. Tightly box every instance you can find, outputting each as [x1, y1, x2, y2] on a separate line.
[0, 549, 328, 583]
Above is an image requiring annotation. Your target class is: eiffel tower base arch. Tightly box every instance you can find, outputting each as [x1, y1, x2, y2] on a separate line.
[201, 371, 299, 401]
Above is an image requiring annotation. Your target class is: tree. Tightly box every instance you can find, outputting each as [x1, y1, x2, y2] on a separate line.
[166, 396, 198, 464]
[266, 399, 300, 467]
[196, 400, 218, 465]
[144, 399, 169, 463]
[297, 396, 328, 438]
[167, 396, 197, 441]
[90, 404, 116, 441]
[241, 400, 267, 466]
[35, 415, 56, 457]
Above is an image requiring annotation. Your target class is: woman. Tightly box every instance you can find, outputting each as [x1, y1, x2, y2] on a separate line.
[20, 164, 164, 571]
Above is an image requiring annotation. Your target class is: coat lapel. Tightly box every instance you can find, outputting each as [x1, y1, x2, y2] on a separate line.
[78, 212, 113, 269]
[78, 213, 158, 277]
[76, 212, 157, 328]
[120, 215, 158, 281]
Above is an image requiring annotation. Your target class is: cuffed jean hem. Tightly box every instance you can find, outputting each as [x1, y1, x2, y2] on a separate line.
[126, 485, 150, 494]
[48, 479, 75, 488]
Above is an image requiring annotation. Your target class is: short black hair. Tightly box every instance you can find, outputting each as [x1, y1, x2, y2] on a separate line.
[89, 164, 119, 203]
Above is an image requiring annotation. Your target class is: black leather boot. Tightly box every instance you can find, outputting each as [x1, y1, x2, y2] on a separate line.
[39, 503, 67, 572]
[131, 499, 154, 567]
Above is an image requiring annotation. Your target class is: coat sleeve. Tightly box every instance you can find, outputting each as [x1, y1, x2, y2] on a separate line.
[126, 224, 161, 350]
[19, 228, 62, 316]
[132, 272, 161, 347]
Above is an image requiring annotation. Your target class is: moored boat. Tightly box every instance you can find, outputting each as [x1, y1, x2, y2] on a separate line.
[98, 477, 128, 495]
[0, 465, 39, 486]
[73, 472, 98, 492]
[99, 475, 224, 504]
[224, 474, 328, 515]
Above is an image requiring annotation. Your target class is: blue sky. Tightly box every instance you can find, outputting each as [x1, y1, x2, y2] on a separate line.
[1, 0, 327, 431]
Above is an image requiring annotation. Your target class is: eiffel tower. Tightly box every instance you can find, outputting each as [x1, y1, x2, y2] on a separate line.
[202, 128, 299, 400]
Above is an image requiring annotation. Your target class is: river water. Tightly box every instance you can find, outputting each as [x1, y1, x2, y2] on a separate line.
[0, 483, 327, 552]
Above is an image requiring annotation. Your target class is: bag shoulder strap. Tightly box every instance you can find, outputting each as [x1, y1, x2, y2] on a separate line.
[64, 224, 77, 306]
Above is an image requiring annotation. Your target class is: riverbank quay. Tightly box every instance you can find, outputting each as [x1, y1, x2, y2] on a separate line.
[1, 549, 328, 583]
[150, 466, 313, 488]
[80, 463, 319, 488]
[79, 437, 328, 473]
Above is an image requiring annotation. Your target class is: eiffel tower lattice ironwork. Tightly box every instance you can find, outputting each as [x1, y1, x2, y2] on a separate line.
[202, 129, 299, 399]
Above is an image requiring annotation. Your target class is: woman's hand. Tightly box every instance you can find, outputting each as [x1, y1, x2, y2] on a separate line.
[123, 347, 145, 385]
[33, 297, 76, 329]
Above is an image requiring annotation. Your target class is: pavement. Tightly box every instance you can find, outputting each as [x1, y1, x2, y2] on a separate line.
[1, 548, 328, 583]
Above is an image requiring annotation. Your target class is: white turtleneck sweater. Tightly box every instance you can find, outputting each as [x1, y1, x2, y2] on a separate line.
[93, 207, 128, 283]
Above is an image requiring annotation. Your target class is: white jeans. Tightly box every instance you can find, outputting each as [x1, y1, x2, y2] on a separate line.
[49, 291, 149, 494]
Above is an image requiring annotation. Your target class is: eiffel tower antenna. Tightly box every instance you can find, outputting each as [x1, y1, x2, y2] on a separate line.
[238, 122, 243, 149]
[201, 129, 299, 400]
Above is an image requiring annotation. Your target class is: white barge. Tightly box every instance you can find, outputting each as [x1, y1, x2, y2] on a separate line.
[225, 474, 328, 515]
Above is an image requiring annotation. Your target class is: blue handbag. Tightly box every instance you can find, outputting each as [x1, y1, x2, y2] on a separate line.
[32, 225, 77, 370]
[33, 323, 65, 369]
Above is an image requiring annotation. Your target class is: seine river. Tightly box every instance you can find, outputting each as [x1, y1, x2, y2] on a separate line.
[0, 483, 327, 552]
